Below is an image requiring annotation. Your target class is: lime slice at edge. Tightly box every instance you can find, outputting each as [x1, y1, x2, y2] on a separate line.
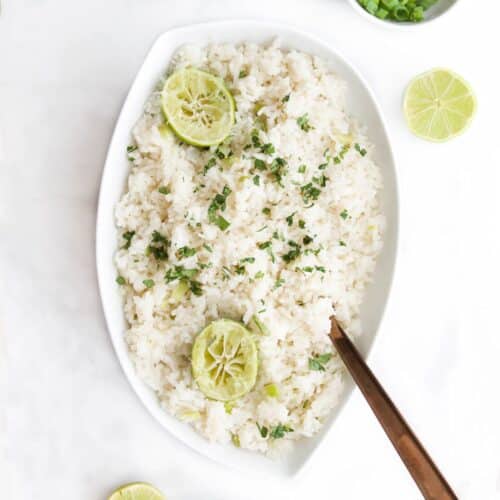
[403, 68, 476, 142]
[108, 482, 165, 500]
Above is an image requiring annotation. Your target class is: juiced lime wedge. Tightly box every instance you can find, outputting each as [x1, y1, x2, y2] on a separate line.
[161, 68, 235, 147]
[108, 482, 165, 500]
[191, 319, 258, 401]
[403, 68, 476, 142]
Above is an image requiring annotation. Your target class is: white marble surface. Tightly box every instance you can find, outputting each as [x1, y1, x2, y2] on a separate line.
[2, 1, 500, 499]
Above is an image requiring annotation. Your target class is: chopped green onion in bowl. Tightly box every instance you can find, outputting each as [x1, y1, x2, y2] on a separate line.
[356, 0, 438, 23]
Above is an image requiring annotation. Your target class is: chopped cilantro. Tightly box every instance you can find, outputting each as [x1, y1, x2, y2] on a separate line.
[258, 241, 272, 250]
[298, 164, 307, 174]
[189, 280, 203, 296]
[339, 240, 346, 246]
[122, 230, 135, 250]
[261, 143, 275, 155]
[127, 145, 138, 153]
[253, 175, 260, 186]
[282, 93, 290, 103]
[208, 185, 232, 231]
[203, 157, 216, 175]
[355, 143, 367, 156]
[203, 243, 213, 253]
[147, 231, 169, 260]
[282, 241, 301, 263]
[297, 114, 312, 132]
[300, 183, 321, 204]
[164, 266, 198, 283]
[116, 276, 126, 285]
[238, 69, 248, 79]
[233, 264, 246, 275]
[285, 212, 296, 226]
[176, 246, 197, 259]
[273, 278, 285, 289]
[251, 129, 262, 148]
[142, 279, 155, 288]
[257, 423, 268, 438]
[270, 424, 293, 439]
[254, 158, 266, 171]
[158, 186, 170, 195]
[313, 174, 328, 187]
[240, 257, 255, 263]
[298, 219, 306, 229]
[270, 157, 287, 186]
[340, 209, 349, 220]
[303, 235, 313, 245]
[254, 271, 265, 279]
[262, 207, 271, 216]
[308, 353, 332, 371]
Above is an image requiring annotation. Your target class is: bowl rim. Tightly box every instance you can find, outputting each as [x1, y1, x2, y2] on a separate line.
[347, 0, 461, 30]
[95, 18, 400, 478]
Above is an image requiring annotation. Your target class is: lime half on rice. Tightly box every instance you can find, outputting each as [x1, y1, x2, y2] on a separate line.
[403, 68, 476, 142]
[108, 482, 165, 500]
[161, 68, 235, 147]
[191, 319, 258, 401]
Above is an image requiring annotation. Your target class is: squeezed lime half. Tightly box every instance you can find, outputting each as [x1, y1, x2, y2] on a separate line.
[403, 68, 476, 142]
[191, 319, 258, 401]
[108, 482, 165, 500]
[161, 68, 235, 147]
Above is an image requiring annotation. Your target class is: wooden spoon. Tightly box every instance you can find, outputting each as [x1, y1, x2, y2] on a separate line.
[330, 316, 457, 500]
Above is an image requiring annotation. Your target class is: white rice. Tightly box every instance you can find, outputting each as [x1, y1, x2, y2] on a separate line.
[115, 39, 385, 456]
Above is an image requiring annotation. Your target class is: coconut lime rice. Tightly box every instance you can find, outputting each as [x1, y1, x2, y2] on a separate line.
[114, 39, 385, 456]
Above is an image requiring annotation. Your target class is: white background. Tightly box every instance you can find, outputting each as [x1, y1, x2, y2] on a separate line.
[1, 0, 500, 499]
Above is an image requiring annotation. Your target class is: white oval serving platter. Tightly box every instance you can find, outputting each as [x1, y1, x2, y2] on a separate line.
[96, 20, 399, 477]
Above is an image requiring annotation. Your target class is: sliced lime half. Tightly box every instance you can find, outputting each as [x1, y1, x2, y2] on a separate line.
[108, 482, 165, 500]
[161, 68, 235, 147]
[191, 319, 258, 401]
[403, 68, 476, 142]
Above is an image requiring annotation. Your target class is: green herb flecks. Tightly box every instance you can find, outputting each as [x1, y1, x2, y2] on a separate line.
[254, 158, 266, 171]
[270, 424, 294, 439]
[239, 69, 248, 79]
[158, 186, 170, 195]
[257, 423, 268, 438]
[308, 353, 332, 371]
[273, 278, 285, 290]
[355, 143, 367, 156]
[300, 183, 321, 205]
[282, 240, 301, 263]
[333, 144, 350, 164]
[285, 212, 296, 226]
[297, 114, 313, 132]
[116, 276, 126, 285]
[270, 157, 287, 186]
[340, 209, 349, 220]
[122, 230, 135, 250]
[176, 246, 197, 259]
[203, 157, 217, 175]
[208, 185, 232, 231]
[260, 143, 275, 155]
[142, 279, 155, 289]
[147, 231, 170, 260]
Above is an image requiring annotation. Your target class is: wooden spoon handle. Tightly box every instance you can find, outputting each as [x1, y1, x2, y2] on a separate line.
[330, 317, 457, 500]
